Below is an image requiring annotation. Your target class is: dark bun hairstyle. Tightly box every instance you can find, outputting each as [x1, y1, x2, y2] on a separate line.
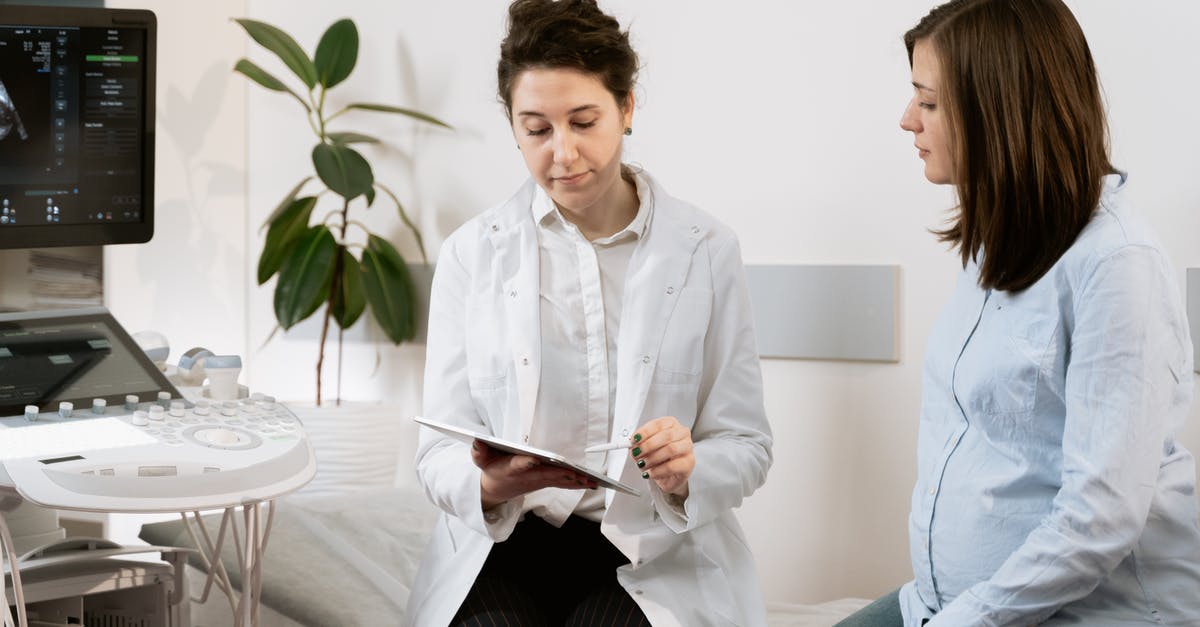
[498, 0, 639, 119]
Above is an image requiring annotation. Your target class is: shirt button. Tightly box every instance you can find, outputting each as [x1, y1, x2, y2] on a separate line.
[491, 224, 499, 232]
[521, 357, 530, 365]
[665, 286, 675, 295]
[635, 589, 644, 596]
[621, 429, 629, 437]
[690, 226, 700, 234]
[509, 290, 517, 298]
[524, 434, 530, 443]
[928, 486, 936, 496]
[641, 355, 650, 364]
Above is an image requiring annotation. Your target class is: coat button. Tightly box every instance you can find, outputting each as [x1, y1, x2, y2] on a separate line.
[641, 355, 650, 364]
[665, 286, 674, 294]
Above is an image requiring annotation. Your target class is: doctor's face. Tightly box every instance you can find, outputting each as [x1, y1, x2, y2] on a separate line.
[900, 40, 953, 185]
[510, 68, 633, 215]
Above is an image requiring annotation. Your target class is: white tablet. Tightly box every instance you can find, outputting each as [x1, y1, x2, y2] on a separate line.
[413, 416, 641, 497]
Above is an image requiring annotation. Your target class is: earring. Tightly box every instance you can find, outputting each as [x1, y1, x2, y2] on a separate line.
[624, 127, 633, 136]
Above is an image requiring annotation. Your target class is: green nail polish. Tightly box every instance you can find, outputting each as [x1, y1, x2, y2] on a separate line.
[641, 471, 649, 479]
[637, 459, 646, 468]
[631, 447, 642, 457]
[633, 433, 642, 443]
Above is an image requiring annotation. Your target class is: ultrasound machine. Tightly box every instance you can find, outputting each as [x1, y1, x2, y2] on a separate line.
[0, 6, 314, 627]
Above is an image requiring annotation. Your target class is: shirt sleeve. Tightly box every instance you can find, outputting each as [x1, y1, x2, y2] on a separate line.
[930, 245, 1192, 626]
[672, 235, 774, 532]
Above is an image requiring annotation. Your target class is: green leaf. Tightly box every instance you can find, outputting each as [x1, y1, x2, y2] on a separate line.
[234, 18, 318, 89]
[312, 143, 374, 201]
[361, 235, 416, 343]
[365, 186, 376, 207]
[261, 176, 314, 232]
[233, 58, 289, 91]
[344, 103, 452, 129]
[234, 59, 312, 112]
[274, 226, 338, 329]
[258, 196, 318, 284]
[327, 131, 380, 145]
[332, 249, 366, 329]
[314, 19, 358, 89]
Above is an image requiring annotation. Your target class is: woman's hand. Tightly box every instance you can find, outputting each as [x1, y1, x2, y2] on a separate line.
[631, 416, 695, 498]
[471, 440, 597, 509]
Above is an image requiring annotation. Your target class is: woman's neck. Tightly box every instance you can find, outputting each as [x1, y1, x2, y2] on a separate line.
[556, 171, 639, 241]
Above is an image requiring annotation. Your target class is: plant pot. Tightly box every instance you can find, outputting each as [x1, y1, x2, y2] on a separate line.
[287, 401, 420, 497]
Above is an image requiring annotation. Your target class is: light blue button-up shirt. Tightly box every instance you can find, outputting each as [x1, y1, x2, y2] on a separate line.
[900, 173, 1200, 626]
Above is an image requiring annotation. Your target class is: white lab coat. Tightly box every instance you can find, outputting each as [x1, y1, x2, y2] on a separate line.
[406, 174, 773, 627]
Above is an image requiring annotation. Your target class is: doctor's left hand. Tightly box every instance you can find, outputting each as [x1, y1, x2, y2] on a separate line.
[632, 416, 694, 498]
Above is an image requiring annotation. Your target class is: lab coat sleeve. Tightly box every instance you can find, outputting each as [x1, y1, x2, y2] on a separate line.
[930, 245, 1193, 626]
[666, 234, 773, 532]
[414, 228, 523, 541]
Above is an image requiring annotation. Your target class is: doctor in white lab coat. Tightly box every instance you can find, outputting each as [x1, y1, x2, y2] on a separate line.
[406, 1, 773, 625]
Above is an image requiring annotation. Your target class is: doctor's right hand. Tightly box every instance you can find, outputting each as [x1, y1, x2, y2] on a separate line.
[471, 439, 598, 509]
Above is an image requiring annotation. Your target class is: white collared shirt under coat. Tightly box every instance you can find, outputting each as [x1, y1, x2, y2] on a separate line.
[406, 171, 774, 626]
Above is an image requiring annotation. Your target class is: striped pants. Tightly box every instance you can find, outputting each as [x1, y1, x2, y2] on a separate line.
[451, 514, 652, 626]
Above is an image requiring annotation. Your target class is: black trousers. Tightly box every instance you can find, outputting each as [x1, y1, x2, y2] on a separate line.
[450, 514, 652, 627]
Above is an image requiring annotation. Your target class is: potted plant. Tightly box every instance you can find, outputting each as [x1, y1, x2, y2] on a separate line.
[234, 17, 449, 406]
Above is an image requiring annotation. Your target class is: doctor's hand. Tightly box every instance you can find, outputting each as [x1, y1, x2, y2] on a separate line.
[632, 416, 694, 498]
[471, 440, 598, 510]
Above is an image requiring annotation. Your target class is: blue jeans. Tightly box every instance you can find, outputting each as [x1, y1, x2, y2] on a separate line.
[834, 588, 904, 627]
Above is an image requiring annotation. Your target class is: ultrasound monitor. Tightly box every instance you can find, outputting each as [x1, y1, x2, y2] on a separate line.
[0, 5, 155, 249]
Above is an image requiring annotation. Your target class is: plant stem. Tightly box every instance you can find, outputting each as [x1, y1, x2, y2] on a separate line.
[316, 197, 352, 405]
[316, 245, 343, 407]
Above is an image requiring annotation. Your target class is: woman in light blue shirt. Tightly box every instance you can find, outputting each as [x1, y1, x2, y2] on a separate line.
[840, 0, 1200, 625]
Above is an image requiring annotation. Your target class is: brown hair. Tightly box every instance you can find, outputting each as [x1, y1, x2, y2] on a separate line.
[497, 0, 638, 120]
[905, 0, 1113, 292]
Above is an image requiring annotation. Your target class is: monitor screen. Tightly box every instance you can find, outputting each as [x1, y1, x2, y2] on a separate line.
[0, 6, 155, 249]
[0, 307, 178, 417]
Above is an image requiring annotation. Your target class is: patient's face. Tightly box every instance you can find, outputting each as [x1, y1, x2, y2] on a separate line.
[900, 40, 953, 185]
[509, 67, 633, 216]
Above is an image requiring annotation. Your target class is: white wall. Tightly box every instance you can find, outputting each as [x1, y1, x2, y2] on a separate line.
[108, 0, 1200, 606]
[103, 0, 250, 360]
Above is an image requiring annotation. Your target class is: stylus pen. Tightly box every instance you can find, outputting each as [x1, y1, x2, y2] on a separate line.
[585, 440, 632, 453]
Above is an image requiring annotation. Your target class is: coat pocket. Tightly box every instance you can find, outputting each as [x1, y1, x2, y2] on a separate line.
[655, 287, 713, 380]
[465, 297, 509, 386]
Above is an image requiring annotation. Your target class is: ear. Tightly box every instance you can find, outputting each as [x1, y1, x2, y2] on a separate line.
[621, 92, 635, 130]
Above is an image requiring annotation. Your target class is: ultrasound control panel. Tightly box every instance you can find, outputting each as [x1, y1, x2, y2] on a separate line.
[0, 307, 315, 512]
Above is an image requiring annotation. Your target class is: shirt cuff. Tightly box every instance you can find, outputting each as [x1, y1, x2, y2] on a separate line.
[650, 485, 690, 532]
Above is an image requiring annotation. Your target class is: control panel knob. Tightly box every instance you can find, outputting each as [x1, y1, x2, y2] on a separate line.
[131, 410, 149, 426]
[205, 428, 241, 446]
[92, 398, 107, 414]
[24, 405, 38, 422]
[125, 394, 139, 411]
[148, 405, 166, 421]
[58, 401, 74, 418]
